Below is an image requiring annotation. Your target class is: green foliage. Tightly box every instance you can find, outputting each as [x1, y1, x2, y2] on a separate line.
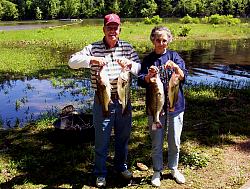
[178, 25, 191, 37]
[181, 14, 241, 26]
[180, 152, 209, 168]
[144, 15, 163, 24]
[0, 0, 250, 20]
[159, 0, 173, 17]
[201, 16, 210, 24]
[180, 14, 200, 24]
[61, 0, 80, 18]
[47, 0, 61, 19]
[140, 0, 158, 17]
[35, 7, 42, 20]
[208, 14, 241, 25]
[0, 0, 19, 20]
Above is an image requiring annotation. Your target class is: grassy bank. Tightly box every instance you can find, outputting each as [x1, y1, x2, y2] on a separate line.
[0, 21, 250, 81]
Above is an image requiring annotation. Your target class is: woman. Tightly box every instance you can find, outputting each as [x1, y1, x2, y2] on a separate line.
[138, 26, 188, 187]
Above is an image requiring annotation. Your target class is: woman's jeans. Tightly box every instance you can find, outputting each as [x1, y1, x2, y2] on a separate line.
[148, 112, 184, 172]
[93, 95, 132, 177]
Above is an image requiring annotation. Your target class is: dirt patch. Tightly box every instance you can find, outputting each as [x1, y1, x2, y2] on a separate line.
[130, 138, 250, 189]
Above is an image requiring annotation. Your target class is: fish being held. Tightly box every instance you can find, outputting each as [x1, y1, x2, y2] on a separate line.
[96, 65, 112, 117]
[117, 68, 131, 115]
[147, 73, 165, 130]
[168, 71, 180, 112]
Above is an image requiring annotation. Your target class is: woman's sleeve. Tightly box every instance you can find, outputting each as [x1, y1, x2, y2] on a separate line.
[137, 58, 149, 88]
[173, 52, 188, 82]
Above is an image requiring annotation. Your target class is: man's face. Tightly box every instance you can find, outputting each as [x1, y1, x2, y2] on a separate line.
[103, 23, 120, 44]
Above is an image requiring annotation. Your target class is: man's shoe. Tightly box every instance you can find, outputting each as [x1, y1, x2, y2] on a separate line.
[171, 169, 185, 184]
[151, 171, 161, 187]
[96, 177, 106, 188]
[121, 170, 132, 179]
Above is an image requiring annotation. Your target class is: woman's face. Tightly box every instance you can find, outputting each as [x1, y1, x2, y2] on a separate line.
[153, 32, 169, 54]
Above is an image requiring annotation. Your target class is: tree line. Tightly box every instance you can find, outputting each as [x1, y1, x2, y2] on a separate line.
[0, 0, 250, 21]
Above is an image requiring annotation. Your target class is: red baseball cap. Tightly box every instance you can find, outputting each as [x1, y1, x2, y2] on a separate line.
[104, 13, 120, 25]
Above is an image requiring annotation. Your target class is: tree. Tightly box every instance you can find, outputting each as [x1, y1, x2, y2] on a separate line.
[35, 6, 42, 19]
[221, 0, 235, 15]
[104, 0, 121, 14]
[0, 3, 3, 19]
[159, 0, 174, 17]
[47, 0, 60, 19]
[80, 0, 96, 18]
[140, 0, 158, 17]
[94, 0, 105, 17]
[120, 0, 137, 17]
[173, 0, 199, 17]
[0, 0, 19, 20]
[205, 0, 224, 15]
[62, 0, 80, 18]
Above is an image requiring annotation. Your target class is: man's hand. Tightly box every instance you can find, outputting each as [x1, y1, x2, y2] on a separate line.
[116, 58, 132, 70]
[90, 57, 107, 66]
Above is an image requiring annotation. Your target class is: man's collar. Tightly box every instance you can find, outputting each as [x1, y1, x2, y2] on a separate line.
[103, 37, 120, 49]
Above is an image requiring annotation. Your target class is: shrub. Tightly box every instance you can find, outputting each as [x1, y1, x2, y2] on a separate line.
[180, 152, 209, 169]
[178, 25, 191, 37]
[209, 14, 241, 25]
[201, 16, 209, 24]
[144, 15, 163, 24]
[180, 14, 200, 24]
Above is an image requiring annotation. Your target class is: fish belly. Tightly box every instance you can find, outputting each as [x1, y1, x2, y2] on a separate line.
[96, 67, 111, 117]
[148, 75, 165, 130]
[168, 72, 180, 112]
[117, 70, 130, 114]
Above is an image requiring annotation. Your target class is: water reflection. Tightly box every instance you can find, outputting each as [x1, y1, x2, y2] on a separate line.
[180, 39, 250, 87]
[0, 79, 94, 128]
[0, 20, 79, 31]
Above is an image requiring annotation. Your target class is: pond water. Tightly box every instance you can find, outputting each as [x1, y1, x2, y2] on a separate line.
[0, 39, 249, 128]
[0, 18, 145, 31]
[0, 79, 94, 128]
[181, 39, 250, 87]
[0, 20, 80, 31]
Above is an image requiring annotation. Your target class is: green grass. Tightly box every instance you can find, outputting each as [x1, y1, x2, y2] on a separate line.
[0, 86, 249, 188]
[0, 21, 249, 82]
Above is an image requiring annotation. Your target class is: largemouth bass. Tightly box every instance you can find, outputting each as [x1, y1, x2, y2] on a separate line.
[117, 68, 130, 115]
[96, 66, 112, 117]
[147, 73, 165, 130]
[168, 72, 180, 112]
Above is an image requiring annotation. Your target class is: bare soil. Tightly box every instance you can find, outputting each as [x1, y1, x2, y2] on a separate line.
[128, 138, 250, 189]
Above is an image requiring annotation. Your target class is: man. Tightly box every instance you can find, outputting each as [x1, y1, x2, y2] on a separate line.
[68, 13, 141, 188]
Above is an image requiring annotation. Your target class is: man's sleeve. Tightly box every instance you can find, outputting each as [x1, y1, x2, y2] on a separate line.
[68, 44, 93, 69]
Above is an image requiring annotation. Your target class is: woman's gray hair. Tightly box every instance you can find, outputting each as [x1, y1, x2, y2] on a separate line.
[150, 26, 173, 43]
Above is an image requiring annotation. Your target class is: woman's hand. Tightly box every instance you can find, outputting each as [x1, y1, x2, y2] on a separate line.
[164, 60, 178, 69]
[145, 66, 159, 83]
[164, 60, 184, 80]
